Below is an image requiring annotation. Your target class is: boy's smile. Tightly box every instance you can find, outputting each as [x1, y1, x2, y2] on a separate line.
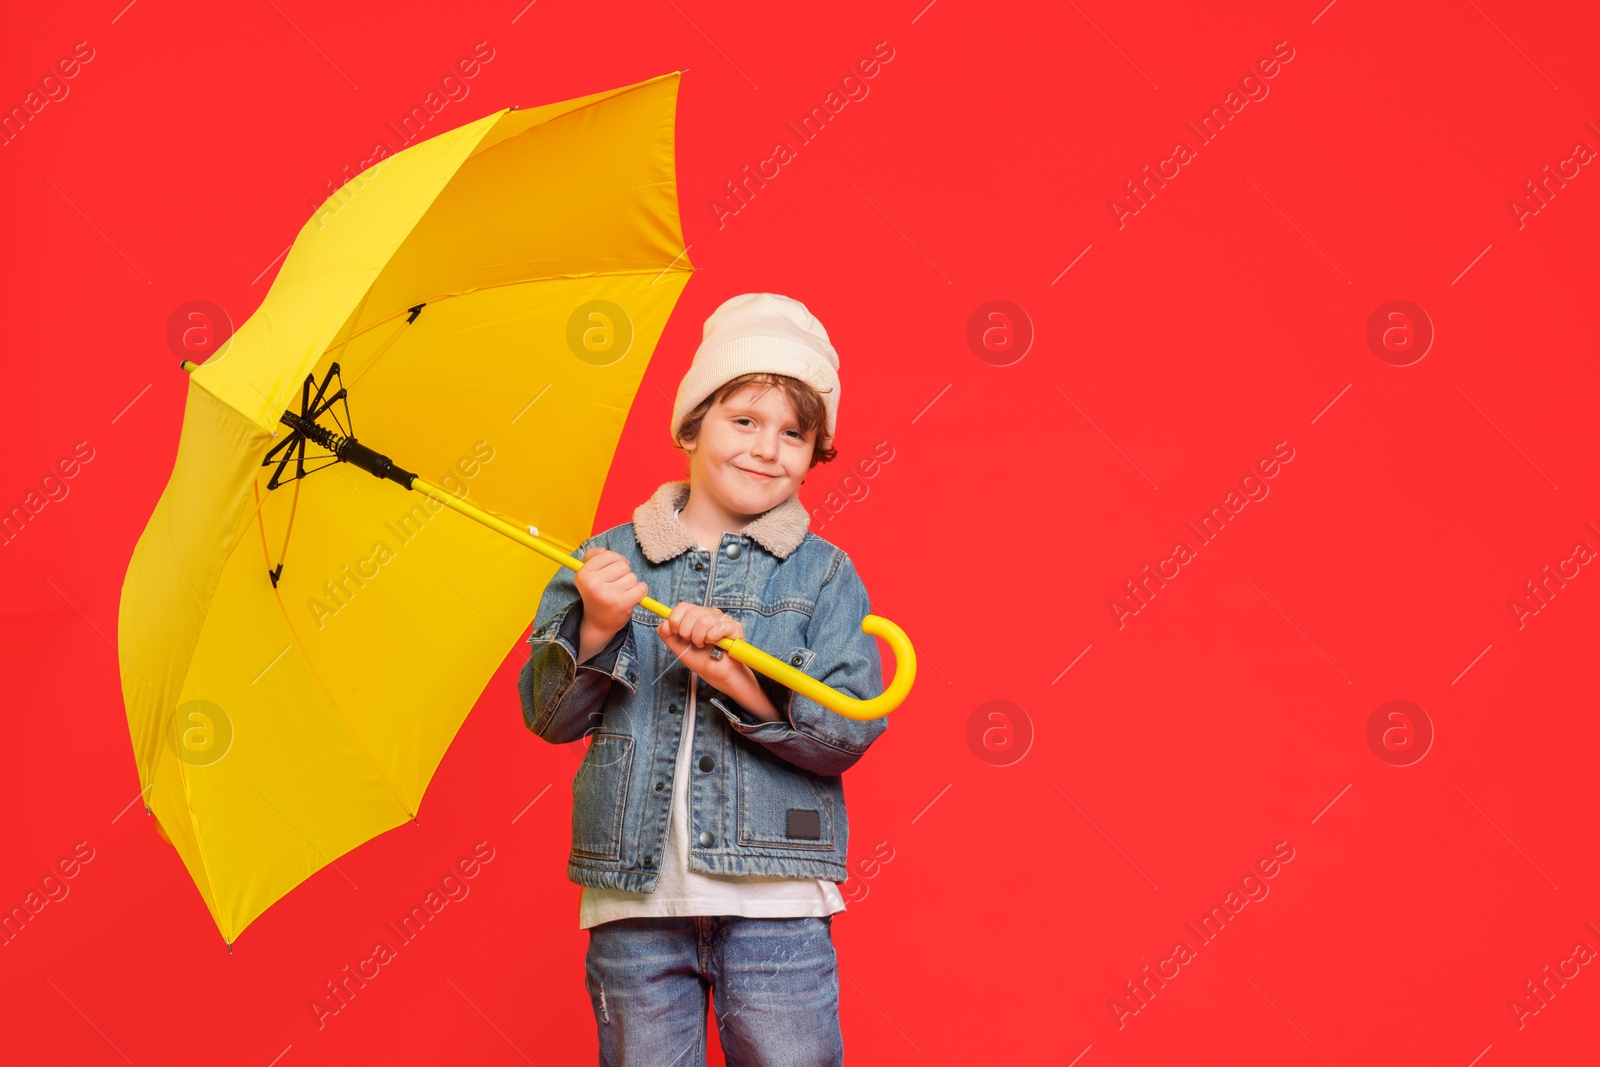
[679, 382, 816, 545]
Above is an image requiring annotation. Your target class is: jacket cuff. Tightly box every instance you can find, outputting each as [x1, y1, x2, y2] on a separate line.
[557, 599, 630, 675]
[704, 641, 887, 777]
[531, 599, 636, 695]
[707, 669, 796, 730]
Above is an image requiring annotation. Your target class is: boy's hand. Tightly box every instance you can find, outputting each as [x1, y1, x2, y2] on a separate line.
[657, 603, 780, 719]
[575, 547, 648, 637]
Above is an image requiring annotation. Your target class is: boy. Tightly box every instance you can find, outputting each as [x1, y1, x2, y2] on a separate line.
[519, 292, 889, 1066]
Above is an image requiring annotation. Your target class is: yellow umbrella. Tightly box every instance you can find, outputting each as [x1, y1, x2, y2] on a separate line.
[118, 72, 701, 946]
[118, 69, 917, 947]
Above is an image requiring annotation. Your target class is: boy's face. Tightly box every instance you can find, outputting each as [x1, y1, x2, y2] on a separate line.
[684, 382, 816, 518]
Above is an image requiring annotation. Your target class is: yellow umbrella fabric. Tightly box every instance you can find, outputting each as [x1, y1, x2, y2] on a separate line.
[117, 71, 693, 944]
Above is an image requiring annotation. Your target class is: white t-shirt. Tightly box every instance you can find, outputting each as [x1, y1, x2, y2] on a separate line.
[577, 515, 847, 930]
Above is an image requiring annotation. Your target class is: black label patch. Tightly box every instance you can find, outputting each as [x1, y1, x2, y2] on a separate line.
[787, 809, 822, 839]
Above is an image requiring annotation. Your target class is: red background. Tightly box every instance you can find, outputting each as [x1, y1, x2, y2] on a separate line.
[3, 1, 1598, 1063]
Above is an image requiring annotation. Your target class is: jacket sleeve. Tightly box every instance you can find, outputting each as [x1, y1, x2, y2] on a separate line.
[518, 533, 638, 745]
[707, 549, 889, 776]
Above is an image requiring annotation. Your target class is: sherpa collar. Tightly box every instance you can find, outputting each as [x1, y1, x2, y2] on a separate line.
[632, 480, 809, 563]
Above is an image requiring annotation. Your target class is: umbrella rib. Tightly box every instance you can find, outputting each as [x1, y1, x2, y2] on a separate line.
[252, 474, 301, 584]
[344, 317, 414, 391]
[462, 74, 679, 166]
[169, 746, 232, 942]
[140, 501, 237, 927]
[150, 694, 240, 942]
[333, 288, 374, 363]
[337, 267, 694, 394]
[319, 265, 695, 369]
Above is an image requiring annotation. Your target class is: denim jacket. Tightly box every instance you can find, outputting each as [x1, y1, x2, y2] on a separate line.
[518, 480, 889, 892]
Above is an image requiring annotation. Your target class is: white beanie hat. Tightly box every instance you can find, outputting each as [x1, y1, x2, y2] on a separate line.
[670, 293, 840, 448]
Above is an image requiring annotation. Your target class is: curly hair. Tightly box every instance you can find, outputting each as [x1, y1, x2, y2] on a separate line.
[673, 372, 838, 470]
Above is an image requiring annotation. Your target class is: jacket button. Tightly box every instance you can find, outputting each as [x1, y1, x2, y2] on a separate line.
[627, 671, 637, 682]
[668, 703, 678, 714]
[698, 831, 714, 847]
[725, 542, 741, 559]
[790, 653, 804, 666]
[698, 755, 714, 772]
[655, 781, 664, 791]
[644, 854, 653, 866]
[694, 561, 704, 571]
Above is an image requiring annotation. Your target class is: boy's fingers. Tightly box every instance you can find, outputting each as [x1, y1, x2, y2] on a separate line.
[661, 604, 740, 648]
[657, 618, 703, 648]
[580, 553, 623, 578]
[584, 550, 640, 587]
[683, 604, 715, 637]
[690, 611, 725, 647]
[698, 609, 726, 645]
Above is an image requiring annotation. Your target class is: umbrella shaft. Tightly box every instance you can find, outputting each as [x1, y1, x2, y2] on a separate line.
[410, 477, 677, 616]
[411, 476, 610, 579]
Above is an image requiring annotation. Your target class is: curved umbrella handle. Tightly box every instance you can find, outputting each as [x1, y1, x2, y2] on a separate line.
[707, 610, 916, 722]
[409, 478, 915, 720]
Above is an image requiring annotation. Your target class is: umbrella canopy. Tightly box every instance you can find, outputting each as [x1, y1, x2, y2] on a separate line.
[117, 71, 693, 944]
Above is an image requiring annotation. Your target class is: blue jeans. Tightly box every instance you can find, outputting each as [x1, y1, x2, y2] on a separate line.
[584, 915, 844, 1066]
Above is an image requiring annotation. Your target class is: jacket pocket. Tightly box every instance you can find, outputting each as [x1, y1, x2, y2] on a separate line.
[735, 745, 836, 850]
[571, 733, 634, 860]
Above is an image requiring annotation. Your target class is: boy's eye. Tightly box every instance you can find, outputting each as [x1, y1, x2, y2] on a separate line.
[734, 416, 803, 439]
